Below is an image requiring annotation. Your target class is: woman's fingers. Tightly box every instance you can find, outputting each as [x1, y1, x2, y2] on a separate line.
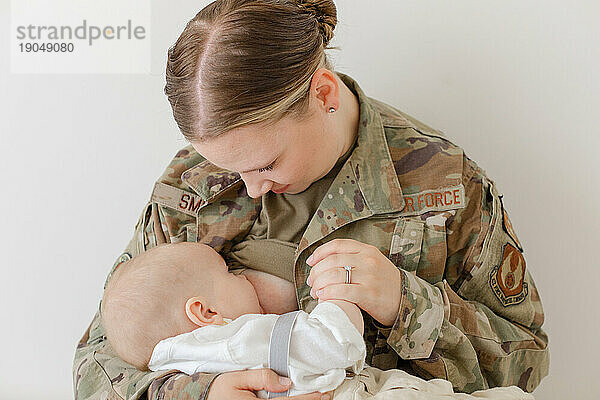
[229, 369, 330, 400]
[313, 282, 364, 305]
[282, 391, 332, 400]
[306, 238, 362, 266]
[231, 368, 292, 392]
[309, 267, 345, 298]
[307, 252, 366, 287]
[208, 369, 332, 400]
[307, 253, 350, 286]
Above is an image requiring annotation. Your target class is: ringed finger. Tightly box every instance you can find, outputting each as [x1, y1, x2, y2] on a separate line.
[307, 253, 363, 286]
[306, 238, 363, 266]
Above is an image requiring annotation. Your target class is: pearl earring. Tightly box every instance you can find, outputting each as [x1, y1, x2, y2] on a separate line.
[328, 107, 336, 113]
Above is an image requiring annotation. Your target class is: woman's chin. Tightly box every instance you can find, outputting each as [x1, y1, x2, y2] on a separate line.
[287, 182, 312, 194]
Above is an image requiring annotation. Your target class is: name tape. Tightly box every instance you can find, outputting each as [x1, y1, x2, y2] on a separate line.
[400, 184, 466, 216]
[151, 182, 206, 217]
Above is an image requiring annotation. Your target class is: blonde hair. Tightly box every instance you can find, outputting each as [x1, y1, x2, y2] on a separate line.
[100, 244, 211, 370]
[164, 0, 338, 141]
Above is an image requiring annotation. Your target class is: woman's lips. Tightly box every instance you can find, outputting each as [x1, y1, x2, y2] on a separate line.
[272, 184, 290, 194]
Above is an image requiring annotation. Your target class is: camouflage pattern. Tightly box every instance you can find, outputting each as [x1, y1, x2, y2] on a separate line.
[73, 72, 548, 399]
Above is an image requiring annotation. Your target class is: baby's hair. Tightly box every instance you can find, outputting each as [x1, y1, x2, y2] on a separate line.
[101, 243, 211, 370]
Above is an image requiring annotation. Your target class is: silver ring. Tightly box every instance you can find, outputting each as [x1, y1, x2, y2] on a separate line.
[344, 265, 353, 284]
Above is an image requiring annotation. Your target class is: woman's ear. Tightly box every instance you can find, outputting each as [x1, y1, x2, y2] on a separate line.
[185, 296, 224, 327]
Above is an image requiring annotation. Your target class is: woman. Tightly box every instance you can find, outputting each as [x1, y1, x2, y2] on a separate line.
[73, 1, 549, 399]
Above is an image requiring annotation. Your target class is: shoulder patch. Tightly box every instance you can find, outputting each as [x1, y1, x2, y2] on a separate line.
[399, 184, 465, 216]
[151, 181, 205, 217]
[489, 243, 528, 306]
[499, 196, 523, 251]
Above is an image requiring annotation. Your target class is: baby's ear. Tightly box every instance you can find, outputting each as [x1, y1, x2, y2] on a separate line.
[185, 297, 223, 327]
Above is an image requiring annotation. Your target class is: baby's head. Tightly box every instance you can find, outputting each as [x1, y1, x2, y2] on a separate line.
[100, 242, 262, 370]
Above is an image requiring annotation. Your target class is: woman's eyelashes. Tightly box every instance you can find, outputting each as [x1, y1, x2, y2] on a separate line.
[257, 163, 274, 173]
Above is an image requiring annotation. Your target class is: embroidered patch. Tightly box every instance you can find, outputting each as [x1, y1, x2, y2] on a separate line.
[151, 182, 205, 217]
[399, 184, 466, 216]
[489, 243, 528, 306]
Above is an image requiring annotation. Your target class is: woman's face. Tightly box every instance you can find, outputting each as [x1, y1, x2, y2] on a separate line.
[192, 68, 359, 198]
[192, 94, 344, 198]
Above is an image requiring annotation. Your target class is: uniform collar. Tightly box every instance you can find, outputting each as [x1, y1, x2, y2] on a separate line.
[295, 73, 405, 255]
[336, 72, 404, 214]
[181, 72, 405, 218]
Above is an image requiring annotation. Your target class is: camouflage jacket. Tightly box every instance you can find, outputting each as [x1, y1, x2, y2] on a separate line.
[73, 73, 549, 399]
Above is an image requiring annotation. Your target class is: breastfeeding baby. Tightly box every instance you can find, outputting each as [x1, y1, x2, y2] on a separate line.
[101, 242, 534, 400]
[101, 241, 366, 397]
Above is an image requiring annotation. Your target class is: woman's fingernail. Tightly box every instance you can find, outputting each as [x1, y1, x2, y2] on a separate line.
[306, 254, 314, 264]
[316, 289, 323, 296]
[321, 394, 331, 400]
[279, 376, 292, 386]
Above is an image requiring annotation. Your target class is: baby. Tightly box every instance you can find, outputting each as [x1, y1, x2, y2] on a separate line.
[100, 242, 366, 396]
[101, 242, 535, 400]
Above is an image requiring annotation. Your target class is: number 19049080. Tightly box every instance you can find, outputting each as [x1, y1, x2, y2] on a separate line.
[19, 42, 74, 52]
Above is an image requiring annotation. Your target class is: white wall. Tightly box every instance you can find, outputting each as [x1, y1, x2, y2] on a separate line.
[1, 1, 597, 398]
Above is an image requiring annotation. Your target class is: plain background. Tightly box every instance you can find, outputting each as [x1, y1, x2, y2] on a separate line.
[1, 0, 598, 399]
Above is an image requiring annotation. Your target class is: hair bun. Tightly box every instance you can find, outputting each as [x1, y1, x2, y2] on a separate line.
[296, 0, 337, 46]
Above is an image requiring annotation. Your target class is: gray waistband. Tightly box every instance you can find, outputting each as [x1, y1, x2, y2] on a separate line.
[267, 310, 301, 399]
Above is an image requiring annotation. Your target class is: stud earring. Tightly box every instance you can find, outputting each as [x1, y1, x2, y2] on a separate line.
[328, 107, 336, 113]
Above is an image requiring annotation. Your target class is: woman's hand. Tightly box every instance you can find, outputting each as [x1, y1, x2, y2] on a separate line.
[207, 369, 332, 400]
[306, 239, 403, 327]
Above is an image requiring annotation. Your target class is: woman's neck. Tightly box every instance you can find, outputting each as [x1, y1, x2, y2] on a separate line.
[336, 76, 361, 159]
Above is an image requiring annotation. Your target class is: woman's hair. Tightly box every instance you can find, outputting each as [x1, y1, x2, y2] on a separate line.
[164, 0, 338, 141]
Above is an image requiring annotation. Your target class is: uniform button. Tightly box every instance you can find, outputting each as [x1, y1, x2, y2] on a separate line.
[410, 231, 417, 237]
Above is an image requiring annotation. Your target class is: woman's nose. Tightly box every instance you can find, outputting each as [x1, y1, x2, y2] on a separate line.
[240, 173, 272, 198]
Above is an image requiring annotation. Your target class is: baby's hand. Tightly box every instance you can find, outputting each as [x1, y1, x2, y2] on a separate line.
[321, 299, 364, 335]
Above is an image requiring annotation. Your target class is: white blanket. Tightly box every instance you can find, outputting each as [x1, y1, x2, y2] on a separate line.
[149, 301, 366, 395]
[333, 367, 534, 400]
[148, 301, 533, 399]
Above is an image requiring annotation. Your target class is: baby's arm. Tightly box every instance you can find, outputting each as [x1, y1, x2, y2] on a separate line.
[149, 301, 365, 395]
[320, 299, 364, 335]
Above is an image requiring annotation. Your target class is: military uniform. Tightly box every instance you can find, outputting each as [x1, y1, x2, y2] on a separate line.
[72, 73, 549, 399]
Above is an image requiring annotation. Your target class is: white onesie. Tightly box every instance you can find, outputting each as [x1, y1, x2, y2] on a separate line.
[148, 301, 366, 396]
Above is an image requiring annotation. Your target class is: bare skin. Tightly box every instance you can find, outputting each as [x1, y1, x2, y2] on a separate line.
[208, 368, 334, 400]
[192, 68, 360, 199]
[200, 69, 397, 400]
[206, 268, 340, 400]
